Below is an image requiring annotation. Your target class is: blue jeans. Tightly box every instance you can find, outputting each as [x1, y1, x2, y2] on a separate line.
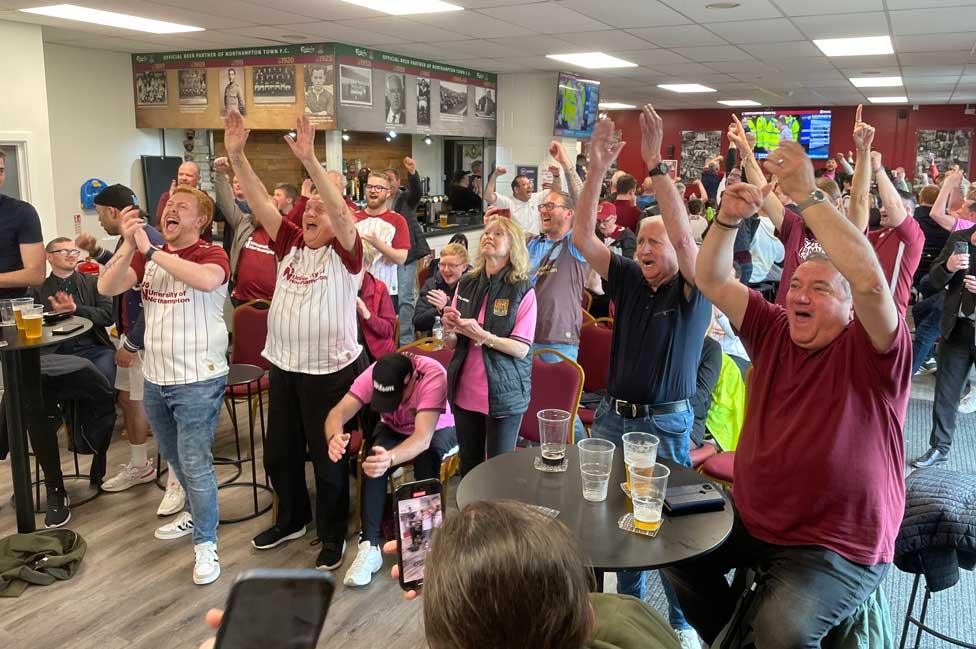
[397, 261, 417, 346]
[591, 395, 693, 630]
[532, 341, 585, 440]
[143, 375, 227, 545]
[70, 344, 117, 387]
[911, 289, 944, 374]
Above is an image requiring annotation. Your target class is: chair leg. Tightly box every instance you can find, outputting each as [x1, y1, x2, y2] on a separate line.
[913, 586, 932, 649]
[898, 573, 921, 649]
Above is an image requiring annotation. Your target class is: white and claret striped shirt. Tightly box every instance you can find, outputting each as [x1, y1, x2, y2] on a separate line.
[262, 219, 365, 375]
[130, 240, 231, 386]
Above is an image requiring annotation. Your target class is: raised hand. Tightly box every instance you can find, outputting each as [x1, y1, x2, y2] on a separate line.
[638, 103, 663, 167]
[588, 118, 626, 174]
[549, 140, 571, 168]
[870, 151, 883, 173]
[283, 115, 316, 163]
[763, 142, 816, 203]
[427, 288, 449, 311]
[403, 156, 416, 174]
[75, 232, 97, 255]
[946, 168, 965, 187]
[852, 105, 875, 152]
[119, 206, 145, 244]
[717, 183, 766, 224]
[213, 156, 231, 175]
[222, 110, 250, 156]
[301, 178, 314, 198]
[495, 165, 507, 176]
[727, 114, 750, 153]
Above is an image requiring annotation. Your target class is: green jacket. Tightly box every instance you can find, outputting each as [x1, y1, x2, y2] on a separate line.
[588, 593, 681, 649]
[706, 353, 746, 452]
[0, 529, 87, 597]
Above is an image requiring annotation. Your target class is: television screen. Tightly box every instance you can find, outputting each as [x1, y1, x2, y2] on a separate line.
[554, 72, 601, 139]
[740, 109, 832, 160]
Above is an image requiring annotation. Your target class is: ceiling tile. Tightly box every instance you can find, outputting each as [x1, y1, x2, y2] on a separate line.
[664, 62, 728, 76]
[791, 12, 889, 40]
[478, 2, 609, 34]
[952, 92, 976, 102]
[671, 45, 755, 63]
[431, 39, 500, 57]
[768, 0, 884, 17]
[905, 64, 967, 77]
[908, 91, 952, 102]
[739, 41, 822, 60]
[904, 76, 962, 89]
[404, 11, 533, 38]
[890, 9, 976, 36]
[707, 18, 805, 44]
[833, 55, 900, 71]
[613, 49, 690, 66]
[452, 0, 530, 7]
[270, 21, 409, 46]
[659, 0, 783, 23]
[335, 16, 469, 42]
[149, 0, 309, 25]
[625, 24, 726, 49]
[233, 0, 382, 20]
[607, 66, 672, 80]
[485, 34, 580, 56]
[476, 59, 531, 72]
[885, 0, 975, 8]
[559, 0, 690, 29]
[894, 33, 976, 53]
[552, 30, 657, 51]
[898, 52, 976, 66]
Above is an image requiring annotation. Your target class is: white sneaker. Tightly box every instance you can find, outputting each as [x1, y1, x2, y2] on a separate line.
[155, 511, 194, 540]
[342, 541, 382, 587]
[676, 628, 701, 649]
[960, 390, 976, 414]
[193, 542, 220, 585]
[157, 481, 185, 516]
[101, 461, 157, 492]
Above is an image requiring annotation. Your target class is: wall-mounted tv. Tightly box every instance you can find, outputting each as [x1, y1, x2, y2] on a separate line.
[554, 72, 601, 139]
[740, 109, 832, 160]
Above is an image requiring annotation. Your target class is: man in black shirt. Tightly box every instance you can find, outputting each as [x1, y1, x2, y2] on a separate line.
[0, 150, 45, 297]
[912, 184, 948, 375]
[385, 157, 430, 346]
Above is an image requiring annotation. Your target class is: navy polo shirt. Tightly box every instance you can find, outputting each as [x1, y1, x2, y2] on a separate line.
[605, 254, 711, 404]
[0, 194, 43, 299]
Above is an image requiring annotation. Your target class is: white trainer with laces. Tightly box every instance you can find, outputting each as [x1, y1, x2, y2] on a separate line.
[101, 461, 157, 492]
[155, 511, 194, 540]
[157, 480, 185, 516]
[342, 541, 382, 587]
[675, 628, 701, 649]
[193, 542, 220, 585]
[960, 390, 976, 414]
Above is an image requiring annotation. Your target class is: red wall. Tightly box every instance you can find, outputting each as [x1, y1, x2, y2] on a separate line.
[606, 104, 976, 183]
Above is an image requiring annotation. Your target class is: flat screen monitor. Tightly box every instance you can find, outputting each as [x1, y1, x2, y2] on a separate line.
[740, 109, 832, 160]
[554, 72, 601, 139]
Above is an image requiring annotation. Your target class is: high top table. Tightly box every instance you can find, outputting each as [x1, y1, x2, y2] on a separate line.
[456, 445, 734, 571]
[1, 316, 93, 532]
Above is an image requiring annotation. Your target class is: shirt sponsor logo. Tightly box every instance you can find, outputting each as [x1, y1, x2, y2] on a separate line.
[493, 298, 510, 316]
[143, 287, 189, 305]
[282, 264, 327, 286]
[244, 238, 274, 255]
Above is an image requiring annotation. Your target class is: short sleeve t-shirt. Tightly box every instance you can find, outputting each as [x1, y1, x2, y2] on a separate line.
[452, 288, 538, 415]
[613, 199, 642, 234]
[493, 192, 544, 236]
[0, 195, 43, 299]
[349, 355, 454, 433]
[130, 240, 231, 385]
[355, 209, 409, 295]
[775, 207, 821, 305]
[527, 233, 589, 344]
[605, 254, 711, 404]
[735, 290, 910, 565]
[867, 217, 924, 316]
[263, 219, 364, 375]
[231, 226, 276, 302]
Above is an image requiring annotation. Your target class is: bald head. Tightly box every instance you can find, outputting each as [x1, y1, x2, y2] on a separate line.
[177, 161, 201, 188]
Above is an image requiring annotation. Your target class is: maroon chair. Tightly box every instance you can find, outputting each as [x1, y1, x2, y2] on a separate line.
[576, 320, 613, 432]
[397, 336, 453, 370]
[226, 300, 271, 418]
[518, 349, 585, 445]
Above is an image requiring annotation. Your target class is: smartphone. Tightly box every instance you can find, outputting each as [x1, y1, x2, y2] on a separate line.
[395, 478, 443, 591]
[954, 240, 969, 256]
[214, 569, 335, 649]
[52, 323, 84, 335]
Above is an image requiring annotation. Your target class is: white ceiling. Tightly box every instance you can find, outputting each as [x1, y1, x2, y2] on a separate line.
[3, 0, 976, 108]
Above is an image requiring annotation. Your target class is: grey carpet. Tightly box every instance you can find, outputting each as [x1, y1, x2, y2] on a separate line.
[637, 397, 976, 647]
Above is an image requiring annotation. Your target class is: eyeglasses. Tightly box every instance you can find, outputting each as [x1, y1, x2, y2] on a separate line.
[438, 261, 463, 269]
[365, 184, 389, 192]
[538, 202, 568, 212]
[49, 248, 81, 257]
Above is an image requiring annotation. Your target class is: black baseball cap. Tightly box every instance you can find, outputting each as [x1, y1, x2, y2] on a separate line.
[370, 353, 414, 413]
[93, 184, 137, 210]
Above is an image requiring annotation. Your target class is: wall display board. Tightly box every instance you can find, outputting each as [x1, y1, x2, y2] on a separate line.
[915, 129, 973, 179]
[334, 44, 496, 138]
[132, 44, 336, 130]
[679, 130, 723, 182]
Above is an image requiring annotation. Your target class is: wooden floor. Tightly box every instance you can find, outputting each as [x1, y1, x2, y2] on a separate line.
[0, 405, 439, 649]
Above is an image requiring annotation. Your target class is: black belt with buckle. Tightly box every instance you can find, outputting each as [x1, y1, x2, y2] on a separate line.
[610, 397, 690, 419]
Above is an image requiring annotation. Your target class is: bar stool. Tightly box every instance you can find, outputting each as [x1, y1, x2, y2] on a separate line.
[27, 400, 101, 512]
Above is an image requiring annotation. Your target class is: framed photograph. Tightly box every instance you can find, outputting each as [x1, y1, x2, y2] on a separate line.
[416, 76, 431, 127]
[679, 130, 722, 182]
[340, 64, 373, 106]
[177, 69, 207, 106]
[303, 63, 335, 117]
[474, 86, 496, 119]
[252, 64, 295, 104]
[439, 80, 468, 119]
[219, 66, 246, 116]
[135, 71, 168, 107]
[384, 72, 407, 125]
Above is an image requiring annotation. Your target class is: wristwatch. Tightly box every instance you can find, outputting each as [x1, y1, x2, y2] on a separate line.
[795, 190, 826, 213]
[648, 163, 669, 178]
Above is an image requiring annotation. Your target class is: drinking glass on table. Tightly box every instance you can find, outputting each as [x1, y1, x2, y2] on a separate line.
[12, 298, 34, 330]
[0, 299, 15, 326]
[622, 432, 659, 492]
[23, 306, 44, 340]
[538, 409, 571, 467]
[577, 438, 615, 502]
[630, 463, 670, 532]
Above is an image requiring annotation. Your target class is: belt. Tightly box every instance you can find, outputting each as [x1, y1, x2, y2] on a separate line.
[609, 397, 689, 419]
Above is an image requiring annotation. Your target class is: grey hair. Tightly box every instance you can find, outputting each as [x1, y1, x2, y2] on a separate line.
[797, 251, 852, 299]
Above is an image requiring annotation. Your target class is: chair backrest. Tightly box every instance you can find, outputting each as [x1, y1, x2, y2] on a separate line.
[582, 309, 596, 327]
[397, 336, 453, 370]
[592, 316, 613, 329]
[231, 300, 272, 369]
[577, 322, 613, 394]
[581, 289, 592, 313]
[519, 349, 585, 444]
[416, 255, 432, 289]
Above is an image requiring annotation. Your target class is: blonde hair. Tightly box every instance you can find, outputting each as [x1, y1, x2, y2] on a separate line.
[171, 185, 214, 234]
[439, 242, 468, 265]
[815, 177, 841, 201]
[469, 216, 530, 283]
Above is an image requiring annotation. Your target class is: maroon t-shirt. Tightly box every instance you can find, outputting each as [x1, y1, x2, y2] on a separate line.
[231, 226, 276, 302]
[734, 290, 910, 565]
[614, 199, 641, 234]
[775, 207, 820, 305]
[867, 217, 924, 317]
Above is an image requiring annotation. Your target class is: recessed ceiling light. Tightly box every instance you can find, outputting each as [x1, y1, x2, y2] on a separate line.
[850, 76, 902, 88]
[658, 84, 716, 93]
[867, 96, 908, 104]
[20, 4, 203, 33]
[338, 0, 462, 15]
[718, 99, 761, 106]
[813, 35, 893, 57]
[599, 102, 636, 109]
[546, 52, 637, 69]
[706, 2, 741, 8]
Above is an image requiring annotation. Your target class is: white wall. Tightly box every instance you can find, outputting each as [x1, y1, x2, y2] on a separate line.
[44, 43, 161, 238]
[411, 134, 444, 195]
[0, 20, 57, 238]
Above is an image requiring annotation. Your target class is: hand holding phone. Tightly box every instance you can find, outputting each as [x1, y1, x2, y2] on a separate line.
[949, 240, 970, 272]
[395, 479, 443, 592]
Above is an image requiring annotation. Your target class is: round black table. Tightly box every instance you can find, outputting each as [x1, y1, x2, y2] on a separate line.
[1, 316, 93, 533]
[456, 445, 734, 571]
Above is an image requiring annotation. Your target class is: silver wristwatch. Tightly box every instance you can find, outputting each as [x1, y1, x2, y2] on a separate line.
[796, 190, 826, 213]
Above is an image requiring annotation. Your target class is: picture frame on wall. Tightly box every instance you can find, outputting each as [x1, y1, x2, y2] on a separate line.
[136, 71, 168, 107]
[253, 65, 296, 105]
[219, 67, 246, 116]
[440, 80, 468, 120]
[385, 72, 407, 125]
[177, 69, 207, 107]
[303, 63, 335, 117]
[474, 87, 496, 119]
[340, 64, 373, 107]
[416, 76, 431, 128]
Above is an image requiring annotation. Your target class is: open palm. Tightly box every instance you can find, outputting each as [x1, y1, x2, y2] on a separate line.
[284, 115, 316, 162]
[222, 110, 249, 155]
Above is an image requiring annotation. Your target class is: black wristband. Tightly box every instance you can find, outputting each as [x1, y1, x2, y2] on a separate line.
[145, 246, 159, 262]
[712, 218, 740, 230]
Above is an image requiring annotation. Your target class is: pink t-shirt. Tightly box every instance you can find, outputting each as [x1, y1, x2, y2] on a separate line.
[452, 289, 538, 415]
[734, 290, 910, 565]
[349, 355, 454, 434]
[954, 217, 975, 232]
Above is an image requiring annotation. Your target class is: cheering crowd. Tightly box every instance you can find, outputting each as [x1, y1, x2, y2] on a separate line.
[5, 97, 972, 648]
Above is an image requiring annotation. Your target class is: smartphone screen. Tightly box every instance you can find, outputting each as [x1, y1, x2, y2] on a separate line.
[396, 479, 443, 590]
[215, 569, 335, 649]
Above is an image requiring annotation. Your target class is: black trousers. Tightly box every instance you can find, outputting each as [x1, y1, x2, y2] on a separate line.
[265, 353, 368, 544]
[359, 422, 457, 545]
[452, 405, 522, 477]
[930, 318, 976, 452]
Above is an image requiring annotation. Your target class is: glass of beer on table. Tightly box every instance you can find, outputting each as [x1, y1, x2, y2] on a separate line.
[537, 409, 571, 467]
[23, 306, 44, 340]
[622, 432, 659, 492]
[12, 298, 34, 330]
[629, 463, 670, 532]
